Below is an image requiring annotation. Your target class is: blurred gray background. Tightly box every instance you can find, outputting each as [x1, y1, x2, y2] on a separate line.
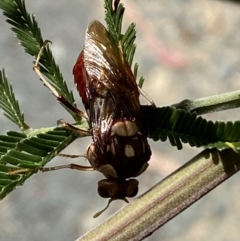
[1, 0, 240, 240]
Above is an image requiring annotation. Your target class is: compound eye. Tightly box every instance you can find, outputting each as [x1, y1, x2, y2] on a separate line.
[97, 179, 119, 198]
[97, 179, 139, 199]
[94, 179, 139, 218]
[125, 179, 139, 197]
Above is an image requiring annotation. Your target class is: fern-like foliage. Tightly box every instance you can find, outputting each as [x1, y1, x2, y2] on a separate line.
[0, 68, 89, 199]
[0, 0, 78, 120]
[142, 106, 240, 152]
[0, 69, 29, 131]
[104, 0, 124, 42]
[0, 127, 80, 199]
[104, 0, 145, 85]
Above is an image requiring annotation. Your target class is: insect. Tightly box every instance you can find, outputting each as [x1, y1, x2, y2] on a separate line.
[34, 20, 153, 217]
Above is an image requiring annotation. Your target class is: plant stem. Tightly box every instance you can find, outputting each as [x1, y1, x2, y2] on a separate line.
[172, 90, 240, 115]
[77, 148, 240, 241]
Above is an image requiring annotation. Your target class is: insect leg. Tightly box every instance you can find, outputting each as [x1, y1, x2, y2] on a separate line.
[33, 40, 88, 120]
[8, 155, 92, 175]
[57, 119, 91, 136]
[8, 168, 32, 175]
[40, 163, 94, 172]
[57, 153, 86, 158]
[138, 86, 156, 107]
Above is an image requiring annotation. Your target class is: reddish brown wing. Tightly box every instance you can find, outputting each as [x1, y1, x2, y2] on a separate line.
[73, 51, 89, 109]
[74, 20, 142, 120]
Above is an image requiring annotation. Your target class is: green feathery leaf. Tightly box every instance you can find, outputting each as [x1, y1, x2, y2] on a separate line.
[138, 76, 145, 88]
[0, 126, 86, 199]
[104, 0, 145, 86]
[0, 0, 78, 120]
[134, 63, 145, 87]
[141, 106, 240, 152]
[121, 22, 137, 66]
[104, 0, 124, 42]
[0, 69, 30, 131]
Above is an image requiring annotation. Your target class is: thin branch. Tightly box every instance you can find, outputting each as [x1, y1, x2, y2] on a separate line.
[172, 90, 240, 115]
[76, 148, 240, 241]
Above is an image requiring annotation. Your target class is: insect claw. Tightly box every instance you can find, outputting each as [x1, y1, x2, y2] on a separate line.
[43, 39, 52, 45]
